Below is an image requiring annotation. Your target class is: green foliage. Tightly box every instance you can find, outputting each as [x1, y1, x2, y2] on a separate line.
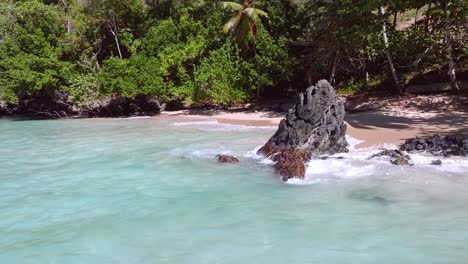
[254, 25, 292, 89]
[0, 0, 74, 104]
[193, 42, 255, 104]
[67, 74, 100, 106]
[98, 55, 165, 98]
[1, 0, 466, 109]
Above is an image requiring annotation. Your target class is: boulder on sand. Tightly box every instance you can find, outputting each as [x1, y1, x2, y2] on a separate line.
[257, 80, 349, 181]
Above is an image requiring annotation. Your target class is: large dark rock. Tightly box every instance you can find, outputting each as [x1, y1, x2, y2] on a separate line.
[400, 135, 468, 157]
[84, 95, 165, 117]
[258, 80, 349, 181]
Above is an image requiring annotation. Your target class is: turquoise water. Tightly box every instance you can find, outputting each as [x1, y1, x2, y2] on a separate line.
[1, 117, 468, 263]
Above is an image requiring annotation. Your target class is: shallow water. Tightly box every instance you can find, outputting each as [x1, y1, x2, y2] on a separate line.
[1, 117, 468, 263]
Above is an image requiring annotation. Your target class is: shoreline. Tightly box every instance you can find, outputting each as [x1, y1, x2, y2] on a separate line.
[2, 98, 467, 150]
[161, 108, 468, 149]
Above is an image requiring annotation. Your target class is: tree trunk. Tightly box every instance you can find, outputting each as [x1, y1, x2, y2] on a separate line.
[109, 28, 123, 59]
[393, 12, 398, 29]
[414, 8, 419, 25]
[60, 0, 72, 33]
[329, 50, 339, 86]
[444, 4, 459, 91]
[425, 2, 432, 32]
[379, 6, 402, 94]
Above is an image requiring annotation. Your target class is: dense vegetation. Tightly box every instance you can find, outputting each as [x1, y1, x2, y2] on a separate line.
[0, 0, 466, 108]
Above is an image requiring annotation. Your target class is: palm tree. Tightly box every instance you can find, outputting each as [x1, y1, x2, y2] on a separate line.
[220, 1, 268, 51]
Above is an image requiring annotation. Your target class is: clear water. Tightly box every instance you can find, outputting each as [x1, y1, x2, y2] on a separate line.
[1, 117, 468, 263]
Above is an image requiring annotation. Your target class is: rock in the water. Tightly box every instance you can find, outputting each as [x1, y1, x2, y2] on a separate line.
[216, 155, 240, 164]
[272, 150, 306, 182]
[257, 80, 349, 180]
[431, 159, 442, 166]
[400, 135, 468, 157]
[369, 149, 412, 166]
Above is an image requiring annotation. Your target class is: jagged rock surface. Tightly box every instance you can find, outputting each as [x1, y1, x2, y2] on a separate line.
[258, 80, 349, 181]
[368, 149, 412, 166]
[400, 135, 468, 157]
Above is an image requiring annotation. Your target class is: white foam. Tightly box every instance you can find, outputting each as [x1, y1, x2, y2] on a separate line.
[173, 120, 275, 132]
[244, 146, 275, 165]
[120, 116, 153, 119]
[173, 120, 219, 126]
[284, 136, 468, 185]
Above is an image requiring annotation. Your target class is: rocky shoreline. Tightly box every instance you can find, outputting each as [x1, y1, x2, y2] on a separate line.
[0, 92, 165, 119]
[401, 135, 468, 157]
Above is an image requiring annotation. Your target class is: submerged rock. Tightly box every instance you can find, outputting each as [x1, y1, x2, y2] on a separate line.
[400, 135, 468, 157]
[431, 159, 442, 166]
[369, 149, 412, 166]
[216, 155, 240, 164]
[258, 80, 349, 180]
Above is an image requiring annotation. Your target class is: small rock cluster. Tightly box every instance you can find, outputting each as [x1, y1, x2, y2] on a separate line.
[368, 149, 412, 165]
[400, 135, 468, 157]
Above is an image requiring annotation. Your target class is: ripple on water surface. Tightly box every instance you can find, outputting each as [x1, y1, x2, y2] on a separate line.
[0, 118, 468, 263]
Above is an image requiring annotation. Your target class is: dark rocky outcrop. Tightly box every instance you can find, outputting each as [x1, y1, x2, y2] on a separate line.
[369, 149, 412, 166]
[0, 92, 164, 119]
[400, 135, 468, 157]
[257, 80, 349, 181]
[216, 155, 240, 164]
[84, 95, 165, 117]
[14, 91, 78, 119]
[0, 100, 11, 116]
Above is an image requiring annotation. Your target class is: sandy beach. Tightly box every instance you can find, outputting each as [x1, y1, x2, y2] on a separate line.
[163, 104, 468, 149]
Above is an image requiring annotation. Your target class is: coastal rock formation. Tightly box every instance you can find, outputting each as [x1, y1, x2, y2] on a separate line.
[85, 95, 165, 117]
[15, 91, 78, 119]
[0, 100, 10, 116]
[216, 155, 240, 164]
[257, 80, 349, 181]
[369, 149, 412, 166]
[0, 92, 165, 119]
[401, 135, 468, 157]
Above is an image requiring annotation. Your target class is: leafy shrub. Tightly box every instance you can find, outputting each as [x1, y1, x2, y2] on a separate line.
[98, 55, 165, 98]
[193, 43, 255, 105]
[67, 74, 100, 106]
[0, 0, 72, 104]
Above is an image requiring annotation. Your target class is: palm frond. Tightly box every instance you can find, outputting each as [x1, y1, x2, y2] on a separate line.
[244, 7, 268, 21]
[219, 2, 243, 11]
[254, 8, 268, 19]
[223, 12, 241, 33]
